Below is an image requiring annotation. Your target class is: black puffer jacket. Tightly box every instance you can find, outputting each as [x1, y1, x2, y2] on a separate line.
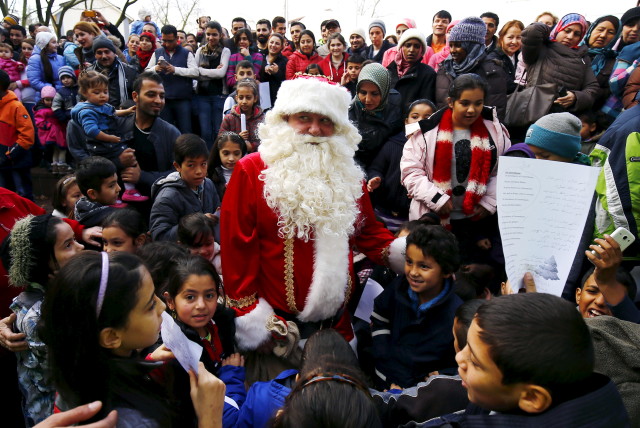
[349, 90, 404, 170]
[521, 22, 599, 113]
[435, 54, 508, 121]
[387, 61, 437, 113]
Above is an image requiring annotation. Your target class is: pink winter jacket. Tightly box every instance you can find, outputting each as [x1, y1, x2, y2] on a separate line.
[400, 107, 510, 220]
[34, 107, 66, 148]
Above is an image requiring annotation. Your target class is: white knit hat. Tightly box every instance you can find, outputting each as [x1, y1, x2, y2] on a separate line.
[138, 9, 151, 20]
[398, 28, 427, 52]
[35, 32, 56, 50]
[267, 76, 353, 132]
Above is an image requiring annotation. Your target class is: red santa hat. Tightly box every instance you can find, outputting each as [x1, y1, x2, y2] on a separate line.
[267, 75, 353, 133]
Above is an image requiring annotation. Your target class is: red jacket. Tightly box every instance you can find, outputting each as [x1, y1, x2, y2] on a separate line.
[285, 51, 322, 80]
[0, 90, 34, 150]
[319, 53, 349, 83]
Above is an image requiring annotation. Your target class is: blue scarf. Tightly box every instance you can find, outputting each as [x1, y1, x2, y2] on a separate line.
[442, 41, 486, 78]
[580, 15, 621, 77]
[408, 279, 452, 315]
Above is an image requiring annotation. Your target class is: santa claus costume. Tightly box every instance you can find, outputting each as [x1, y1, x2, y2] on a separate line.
[221, 76, 405, 352]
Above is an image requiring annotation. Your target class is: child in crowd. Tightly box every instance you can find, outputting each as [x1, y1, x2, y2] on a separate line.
[207, 132, 247, 201]
[101, 208, 148, 253]
[136, 241, 188, 297]
[0, 214, 84, 425]
[52, 174, 82, 218]
[304, 63, 322, 75]
[40, 251, 225, 426]
[579, 110, 607, 155]
[223, 60, 269, 114]
[367, 99, 436, 232]
[219, 79, 264, 152]
[271, 329, 381, 428]
[130, 9, 161, 36]
[0, 42, 23, 98]
[74, 156, 121, 228]
[341, 54, 365, 97]
[178, 212, 221, 274]
[71, 71, 145, 202]
[52, 65, 79, 124]
[371, 299, 482, 427]
[150, 134, 221, 241]
[426, 293, 629, 426]
[525, 112, 591, 165]
[35, 85, 68, 174]
[162, 254, 245, 427]
[371, 224, 462, 389]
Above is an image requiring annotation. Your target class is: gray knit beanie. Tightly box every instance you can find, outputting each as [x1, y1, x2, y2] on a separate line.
[449, 17, 487, 45]
[369, 19, 386, 35]
[357, 62, 390, 111]
[92, 36, 117, 53]
[525, 113, 582, 159]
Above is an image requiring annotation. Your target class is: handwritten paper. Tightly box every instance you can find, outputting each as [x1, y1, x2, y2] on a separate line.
[497, 157, 600, 296]
[160, 312, 202, 374]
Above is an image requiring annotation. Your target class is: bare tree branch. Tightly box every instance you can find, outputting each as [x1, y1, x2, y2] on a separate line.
[114, 0, 139, 27]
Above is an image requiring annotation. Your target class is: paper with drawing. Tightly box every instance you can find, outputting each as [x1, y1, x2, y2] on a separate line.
[497, 157, 600, 296]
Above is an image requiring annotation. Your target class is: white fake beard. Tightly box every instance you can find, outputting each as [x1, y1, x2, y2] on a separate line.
[258, 119, 365, 241]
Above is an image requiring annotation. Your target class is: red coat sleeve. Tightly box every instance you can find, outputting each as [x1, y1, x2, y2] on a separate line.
[353, 183, 397, 265]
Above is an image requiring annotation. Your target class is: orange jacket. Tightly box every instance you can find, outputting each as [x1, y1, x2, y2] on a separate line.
[0, 90, 35, 150]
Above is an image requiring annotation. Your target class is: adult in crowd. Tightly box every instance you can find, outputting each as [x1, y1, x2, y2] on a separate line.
[436, 17, 508, 120]
[427, 10, 451, 54]
[536, 11, 558, 28]
[285, 29, 321, 79]
[366, 20, 394, 63]
[220, 76, 404, 373]
[480, 12, 499, 54]
[124, 33, 140, 62]
[68, 72, 180, 196]
[27, 32, 64, 102]
[581, 16, 621, 110]
[289, 21, 305, 53]
[146, 24, 199, 133]
[69, 21, 101, 69]
[9, 24, 25, 59]
[381, 19, 420, 68]
[255, 19, 271, 56]
[225, 16, 247, 53]
[387, 29, 437, 113]
[272, 16, 294, 57]
[226, 28, 263, 91]
[347, 28, 368, 56]
[79, 9, 125, 48]
[349, 63, 403, 169]
[86, 37, 138, 108]
[316, 19, 340, 58]
[2, 13, 19, 30]
[428, 20, 459, 72]
[319, 33, 348, 83]
[195, 20, 231, 147]
[616, 6, 640, 50]
[520, 15, 598, 115]
[129, 32, 156, 72]
[491, 20, 524, 94]
[259, 32, 288, 105]
[186, 33, 198, 52]
[17, 38, 36, 115]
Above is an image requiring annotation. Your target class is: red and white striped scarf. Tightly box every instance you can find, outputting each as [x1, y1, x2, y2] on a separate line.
[432, 108, 492, 223]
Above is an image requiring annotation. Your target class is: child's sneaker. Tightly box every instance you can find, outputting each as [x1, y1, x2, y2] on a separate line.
[122, 189, 149, 202]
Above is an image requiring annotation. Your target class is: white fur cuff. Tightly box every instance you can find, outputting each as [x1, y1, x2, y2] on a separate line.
[234, 297, 274, 351]
[387, 236, 407, 274]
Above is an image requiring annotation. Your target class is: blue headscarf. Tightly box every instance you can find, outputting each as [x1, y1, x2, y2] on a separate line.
[580, 15, 621, 77]
[442, 41, 486, 79]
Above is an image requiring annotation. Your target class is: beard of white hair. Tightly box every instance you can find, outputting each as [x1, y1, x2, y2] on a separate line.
[258, 118, 365, 242]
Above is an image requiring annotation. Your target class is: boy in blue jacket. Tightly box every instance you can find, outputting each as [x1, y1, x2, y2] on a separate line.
[371, 224, 462, 389]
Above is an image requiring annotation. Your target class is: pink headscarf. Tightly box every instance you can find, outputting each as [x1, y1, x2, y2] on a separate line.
[550, 13, 588, 47]
[396, 18, 417, 31]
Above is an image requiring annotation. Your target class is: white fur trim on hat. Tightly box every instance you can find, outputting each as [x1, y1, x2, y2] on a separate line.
[398, 28, 427, 52]
[267, 77, 353, 132]
[387, 236, 407, 274]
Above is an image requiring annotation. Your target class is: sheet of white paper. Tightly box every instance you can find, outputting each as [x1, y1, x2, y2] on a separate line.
[497, 157, 600, 296]
[160, 311, 202, 374]
[259, 82, 272, 110]
[354, 278, 384, 321]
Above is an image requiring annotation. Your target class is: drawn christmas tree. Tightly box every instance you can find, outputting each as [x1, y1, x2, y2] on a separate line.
[534, 256, 559, 280]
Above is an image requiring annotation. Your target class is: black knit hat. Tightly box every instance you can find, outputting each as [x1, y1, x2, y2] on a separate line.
[621, 7, 640, 27]
[92, 36, 117, 54]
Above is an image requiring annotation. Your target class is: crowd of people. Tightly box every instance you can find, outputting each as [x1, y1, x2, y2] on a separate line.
[0, 4, 639, 428]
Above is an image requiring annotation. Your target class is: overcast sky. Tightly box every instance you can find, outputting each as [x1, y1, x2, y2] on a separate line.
[102, 0, 633, 37]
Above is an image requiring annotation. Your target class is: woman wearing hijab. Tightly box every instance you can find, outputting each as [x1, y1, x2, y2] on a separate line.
[386, 29, 436, 114]
[348, 63, 403, 169]
[581, 16, 621, 110]
[435, 17, 508, 120]
[520, 14, 598, 115]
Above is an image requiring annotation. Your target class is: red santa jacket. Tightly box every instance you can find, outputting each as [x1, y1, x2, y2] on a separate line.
[220, 153, 403, 350]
